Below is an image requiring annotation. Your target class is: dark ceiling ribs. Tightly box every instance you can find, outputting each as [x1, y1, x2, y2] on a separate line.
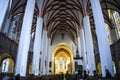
[11, 0, 120, 44]
[43, 0, 82, 42]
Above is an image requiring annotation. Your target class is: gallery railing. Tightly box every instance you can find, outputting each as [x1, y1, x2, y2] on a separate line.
[0, 32, 18, 59]
[110, 39, 120, 77]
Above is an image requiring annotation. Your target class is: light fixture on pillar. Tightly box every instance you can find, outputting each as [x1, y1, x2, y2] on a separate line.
[74, 48, 83, 71]
[74, 48, 83, 60]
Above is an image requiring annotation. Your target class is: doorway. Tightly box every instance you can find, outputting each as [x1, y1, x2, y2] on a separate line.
[52, 43, 74, 74]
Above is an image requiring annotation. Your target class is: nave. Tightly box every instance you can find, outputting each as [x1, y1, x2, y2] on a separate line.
[0, 0, 120, 80]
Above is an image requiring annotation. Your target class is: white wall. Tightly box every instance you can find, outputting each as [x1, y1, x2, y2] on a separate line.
[47, 32, 76, 74]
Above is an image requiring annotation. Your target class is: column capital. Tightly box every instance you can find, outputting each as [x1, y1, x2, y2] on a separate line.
[36, 0, 44, 17]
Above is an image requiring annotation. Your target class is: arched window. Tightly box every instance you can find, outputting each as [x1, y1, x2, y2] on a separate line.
[2, 60, 7, 72]
[1, 58, 14, 73]
[113, 11, 120, 39]
[8, 14, 23, 43]
[105, 23, 112, 45]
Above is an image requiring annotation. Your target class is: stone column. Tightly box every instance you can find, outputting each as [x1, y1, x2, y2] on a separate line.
[80, 28, 87, 71]
[40, 32, 45, 74]
[44, 30, 48, 74]
[0, 0, 10, 30]
[77, 36, 82, 65]
[15, 0, 35, 76]
[32, 16, 43, 75]
[90, 0, 114, 77]
[47, 38, 50, 74]
[41, 29, 46, 75]
[83, 16, 96, 76]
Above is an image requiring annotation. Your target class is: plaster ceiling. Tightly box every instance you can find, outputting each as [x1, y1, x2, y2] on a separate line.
[10, 0, 120, 44]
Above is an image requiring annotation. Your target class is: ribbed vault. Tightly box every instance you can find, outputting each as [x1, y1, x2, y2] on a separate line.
[9, 0, 120, 44]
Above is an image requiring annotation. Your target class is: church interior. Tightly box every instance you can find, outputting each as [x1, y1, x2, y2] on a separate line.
[0, 0, 120, 80]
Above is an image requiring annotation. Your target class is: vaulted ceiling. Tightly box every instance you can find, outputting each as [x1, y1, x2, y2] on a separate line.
[10, 0, 120, 43]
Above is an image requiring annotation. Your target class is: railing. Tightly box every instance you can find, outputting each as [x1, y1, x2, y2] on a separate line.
[0, 32, 18, 60]
[110, 39, 120, 77]
[0, 72, 13, 79]
[0, 73, 119, 80]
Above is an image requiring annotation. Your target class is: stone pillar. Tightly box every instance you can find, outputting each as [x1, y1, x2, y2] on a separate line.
[44, 30, 48, 74]
[80, 28, 87, 71]
[77, 36, 82, 65]
[15, 0, 35, 76]
[40, 33, 45, 75]
[83, 16, 96, 76]
[0, 0, 10, 31]
[41, 29, 46, 75]
[32, 16, 43, 75]
[90, 0, 114, 77]
[47, 38, 50, 74]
